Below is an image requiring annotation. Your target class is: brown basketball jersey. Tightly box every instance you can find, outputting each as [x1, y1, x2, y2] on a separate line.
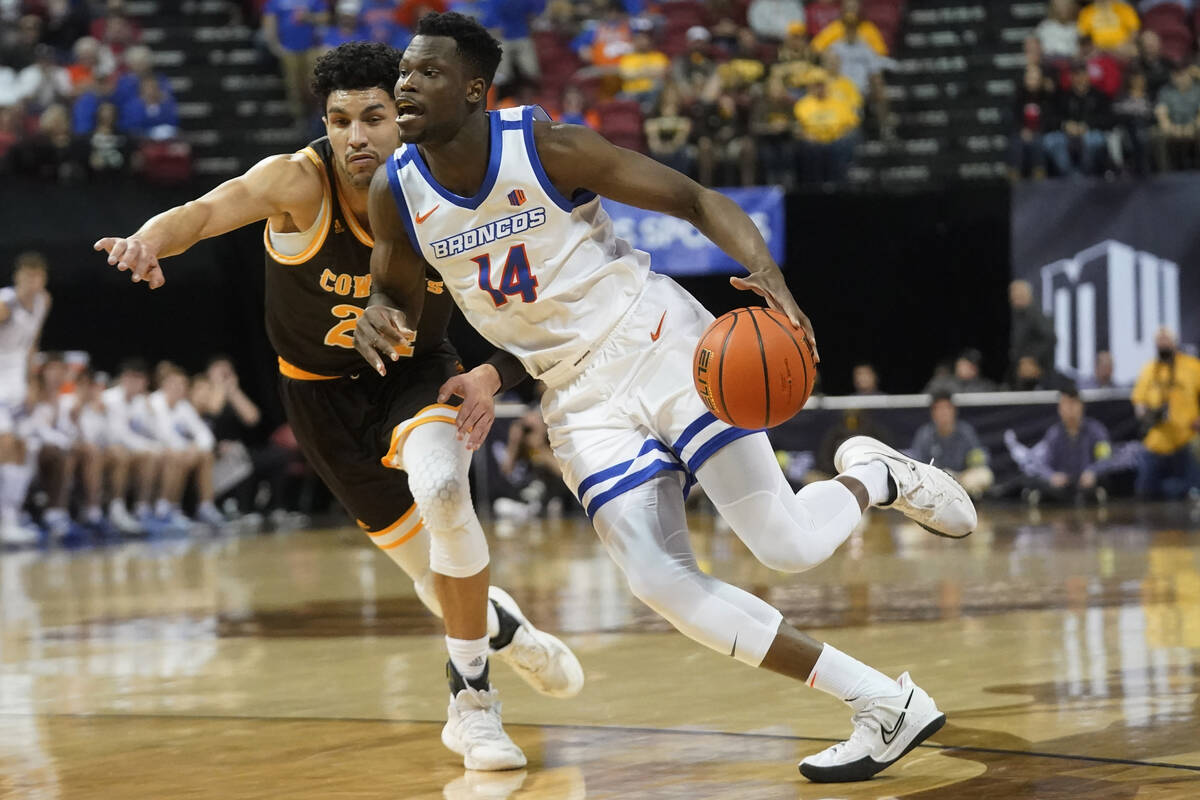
[264, 137, 454, 378]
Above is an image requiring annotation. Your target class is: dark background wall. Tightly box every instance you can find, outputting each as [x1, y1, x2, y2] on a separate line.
[0, 178, 1012, 429]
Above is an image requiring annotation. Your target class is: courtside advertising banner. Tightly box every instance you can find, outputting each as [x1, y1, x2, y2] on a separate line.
[1012, 175, 1200, 386]
[602, 186, 785, 276]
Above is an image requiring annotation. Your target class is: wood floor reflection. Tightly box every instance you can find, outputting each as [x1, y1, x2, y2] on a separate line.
[2, 502, 1200, 798]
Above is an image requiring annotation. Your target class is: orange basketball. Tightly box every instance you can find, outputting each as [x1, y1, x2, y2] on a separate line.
[693, 307, 816, 429]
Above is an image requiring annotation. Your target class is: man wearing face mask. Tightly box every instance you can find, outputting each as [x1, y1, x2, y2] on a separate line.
[1131, 328, 1200, 500]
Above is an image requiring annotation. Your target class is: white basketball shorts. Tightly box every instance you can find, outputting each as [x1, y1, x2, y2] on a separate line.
[541, 272, 767, 519]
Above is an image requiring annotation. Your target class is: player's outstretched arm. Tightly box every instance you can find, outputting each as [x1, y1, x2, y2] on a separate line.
[93, 153, 318, 289]
[536, 122, 818, 361]
[355, 164, 429, 376]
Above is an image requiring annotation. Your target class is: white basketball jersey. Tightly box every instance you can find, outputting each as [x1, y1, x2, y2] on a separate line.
[0, 287, 49, 405]
[385, 105, 650, 384]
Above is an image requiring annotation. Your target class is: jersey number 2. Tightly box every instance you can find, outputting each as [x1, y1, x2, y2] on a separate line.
[474, 244, 538, 307]
[324, 304, 415, 357]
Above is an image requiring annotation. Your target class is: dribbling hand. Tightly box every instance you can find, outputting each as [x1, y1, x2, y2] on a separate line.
[730, 270, 819, 363]
[353, 304, 415, 376]
[94, 236, 166, 289]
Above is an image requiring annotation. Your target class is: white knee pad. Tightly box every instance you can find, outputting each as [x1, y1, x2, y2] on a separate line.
[403, 420, 489, 579]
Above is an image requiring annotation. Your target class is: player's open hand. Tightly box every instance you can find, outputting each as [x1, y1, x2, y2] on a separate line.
[437, 366, 500, 451]
[354, 304, 415, 376]
[731, 270, 819, 363]
[94, 236, 166, 289]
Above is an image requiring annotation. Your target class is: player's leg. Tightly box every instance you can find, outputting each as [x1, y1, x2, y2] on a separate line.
[77, 443, 106, 528]
[104, 445, 141, 534]
[39, 443, 78, 540]
[592, 472, 946, 783]
[0, 430, 38, 545]
[398, 418, 525, 770]
[153, 450, 195, 528]
[392, 414, 581, 769]
[694, 433, 868, 573]
[191, 448, 224, 525]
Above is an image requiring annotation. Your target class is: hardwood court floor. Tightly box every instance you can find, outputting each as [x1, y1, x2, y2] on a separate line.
[2, 502, 1200, 799]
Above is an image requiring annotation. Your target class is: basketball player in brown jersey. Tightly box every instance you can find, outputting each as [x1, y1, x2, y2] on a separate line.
[93, 41, 580, 771]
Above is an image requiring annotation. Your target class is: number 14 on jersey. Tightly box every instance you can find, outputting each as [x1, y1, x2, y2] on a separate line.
[474, 244, 538, 307]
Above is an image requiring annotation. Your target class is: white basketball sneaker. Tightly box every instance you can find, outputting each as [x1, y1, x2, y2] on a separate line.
[488, 586, 584, 699]
[0, 519, 40, 547]
[835, 436, 977, 538]
[442, 662, 527, 771]
[800, 672, 946, 783]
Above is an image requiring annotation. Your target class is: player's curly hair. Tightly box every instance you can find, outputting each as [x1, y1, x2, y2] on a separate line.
[310, 41, 402, 109]
[415, 11, 503, 89]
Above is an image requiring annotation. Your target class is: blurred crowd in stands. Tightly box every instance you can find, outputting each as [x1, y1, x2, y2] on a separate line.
[830, 278, 1200, 507]
[2, 0, 909, 187]
[1013, 0, 1200, 178]
[252, 0, 901, 187]
[0, 251, 314, 546]
[0, 0, 190, 183]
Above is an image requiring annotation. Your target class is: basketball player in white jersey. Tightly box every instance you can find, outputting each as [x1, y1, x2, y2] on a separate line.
[0, 253, 51, 546]
[95, 41, 580, 770]
[351, 13, 978, 783]
[148, 364, 225, 528]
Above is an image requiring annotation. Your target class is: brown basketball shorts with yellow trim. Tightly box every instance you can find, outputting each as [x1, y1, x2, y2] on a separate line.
[279, 342, 462, 534]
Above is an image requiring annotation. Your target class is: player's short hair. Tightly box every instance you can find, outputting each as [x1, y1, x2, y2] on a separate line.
[311, 41, 403, 110]
[14, 251, 47, 274]
[117, 357, 149, 377]
[1060, 385, 1081, 401]
[415, 12, 503, 89]
[930, 390, 955, 406]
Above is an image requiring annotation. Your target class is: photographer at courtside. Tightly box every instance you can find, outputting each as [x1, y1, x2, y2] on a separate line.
[1131, 327, 1200, 500]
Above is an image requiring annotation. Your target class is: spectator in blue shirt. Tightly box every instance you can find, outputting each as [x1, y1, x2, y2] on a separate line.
[362, 0, 413, 48]
[1021, 387, 1116, 504]
[121, 75, 180, 139]
[262, 0, 328, 126]
[322, 1, 372, 49]
[112, 45, 173, 109]
[481, 0, 545, 92]
[910, 392, 994, 499]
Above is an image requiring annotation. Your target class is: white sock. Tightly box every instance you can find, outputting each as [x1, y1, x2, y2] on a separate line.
[198, 500, 218, 514]
[109, 498, 127, 515]
[0, 463, 33, 513]
[44, 507, 69, 524]
[134, 500, 151, 516]
[487, 600, 499, 639]
[840, 460, 891, 506]
[0, 506, 15, 527]
[154, 498, 172, 517]
[445, 634, 490, 683]
[806, 644, 901, 709]
[85, 505, 103, 524]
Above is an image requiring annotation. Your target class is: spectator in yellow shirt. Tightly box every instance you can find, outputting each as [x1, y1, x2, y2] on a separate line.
[1131, 327, 1200, 499]
[618, 30, 670, 109]
[820, 50, 862, 111]
[811, 0, 887, 55]
[794, 73, 860, 183]
[1077, 0, 1139, 56]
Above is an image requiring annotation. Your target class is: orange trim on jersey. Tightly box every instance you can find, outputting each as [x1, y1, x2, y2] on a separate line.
[333, 177, 375, 248]
[381, 412, 460, 468]
[263, 147, 332, 265]
[277, 356, 339, 381]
